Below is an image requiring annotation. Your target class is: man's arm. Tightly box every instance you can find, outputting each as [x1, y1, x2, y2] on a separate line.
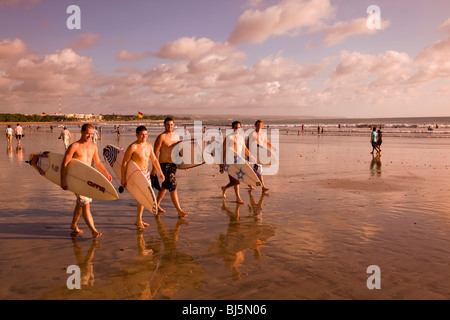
[151, 134, 163, 175]
[121, 145, 134, 187]
[149, 145, 165, 182]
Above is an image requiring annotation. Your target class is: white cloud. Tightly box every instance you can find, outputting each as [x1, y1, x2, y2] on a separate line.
[228, 0, 335, 44]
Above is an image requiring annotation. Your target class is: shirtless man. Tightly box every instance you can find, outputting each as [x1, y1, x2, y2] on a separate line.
[61, 124, 112, 238]
[121, 125, 165, 230]
[151, 117, 189, 218]
[220, 121, 256, 204]
[247, 119, 274, 193]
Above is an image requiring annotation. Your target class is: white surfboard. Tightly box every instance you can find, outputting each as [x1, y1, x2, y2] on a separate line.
[253, 143, 278, 166]
[103, 145, 158, 215]
[172, 138, 205, 169]
[223, 148, 261, 187]
[28, 152, 118, 200]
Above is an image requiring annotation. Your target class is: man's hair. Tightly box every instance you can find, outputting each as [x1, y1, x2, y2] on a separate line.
[81, 123, 94, 132]
[255, 119, 263, 126]
[164, 117, 174, 125]
[136, 125, 147, 134]
[231, 121, 241, 129]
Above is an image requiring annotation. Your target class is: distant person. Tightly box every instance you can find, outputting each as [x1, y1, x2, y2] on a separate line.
[59, 126, 72, 150]
[92, 127, 99, 143]
[14, 123, 23, 146]
[121, 125, 165, 230]
[5, 125, 13, 144]
[61, 123, 112, 238]
[220, 121, 256, 204]
[376, 129, 383, 153]
[151, 117, 189, 218]
[370, 127, 378, 155]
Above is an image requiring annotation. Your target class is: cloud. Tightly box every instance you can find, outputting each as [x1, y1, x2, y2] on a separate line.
[0, 38, 29, 67]
[438, 18, 450, 34]
[306, 17, 390, 48]
[0, 45, 97, 112]
[68, 32, 100, 51]
[116, 49, 151, 61]
[228, 0, 335, 44]
[0, 0, 40, 8]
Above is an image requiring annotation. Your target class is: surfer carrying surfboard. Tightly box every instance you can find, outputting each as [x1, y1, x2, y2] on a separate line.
[151, 117, 189, 218]
[121, 125, 165, 229]
[247, 119, 274, 193]
[220, 121, 257, 204]
[61, 123, 112, 239]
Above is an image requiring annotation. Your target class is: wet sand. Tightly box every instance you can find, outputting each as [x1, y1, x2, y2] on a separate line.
[0, 126, 449, 300]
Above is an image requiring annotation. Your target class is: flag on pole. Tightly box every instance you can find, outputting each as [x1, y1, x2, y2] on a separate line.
[138, 111, 143, 118]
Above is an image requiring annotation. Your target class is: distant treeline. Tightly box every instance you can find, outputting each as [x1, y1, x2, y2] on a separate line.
[0, 113, 190, 123]
[0, 113, 68, 123]
[101, 114, 191, 121]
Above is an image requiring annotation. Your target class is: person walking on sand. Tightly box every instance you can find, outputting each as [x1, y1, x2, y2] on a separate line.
[376, 129, 383, 154]
[370, 126, 378, 155]
[59, 126, 72, 150]
[61, 123, 112, 238]
[121, 125, 165, 230]
[220, 121, 256, 204]
[14, 123, 23, 146]
[151, 117, 189, 218]
[5, 125, 13, 144]
[247, 119, 274, 193]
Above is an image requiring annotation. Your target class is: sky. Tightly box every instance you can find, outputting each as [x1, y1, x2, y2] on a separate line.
[0, 0, 449, 118]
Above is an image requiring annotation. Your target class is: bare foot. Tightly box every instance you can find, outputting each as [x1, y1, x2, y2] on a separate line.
[221, 186, 227, 198]
[71, 225, 83, 235]
[135, 221, 150, 230]
[177, 210, 189, 218]
[236, 198, 245, 204]
[157, 206, 166, 214]
[248, 185, 255, 190]
[92, 231, 102, 239]
[262, 187, 270, 193]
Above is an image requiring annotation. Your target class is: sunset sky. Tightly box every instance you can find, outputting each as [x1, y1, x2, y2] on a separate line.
[0, 0, 449, 118]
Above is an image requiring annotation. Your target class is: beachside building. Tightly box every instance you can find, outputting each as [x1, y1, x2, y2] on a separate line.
[65, 113, 103, 121]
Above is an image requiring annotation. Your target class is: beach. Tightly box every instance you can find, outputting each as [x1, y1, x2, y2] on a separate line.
[0, 122, 449, 300]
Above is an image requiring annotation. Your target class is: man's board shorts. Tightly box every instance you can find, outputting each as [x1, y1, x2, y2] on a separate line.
[228, 174, 240, 186]
[160, 163, 177, 192]
[76, 194, 92, 207]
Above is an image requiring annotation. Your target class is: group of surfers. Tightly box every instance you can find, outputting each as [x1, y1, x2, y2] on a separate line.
[60, 117, 275, 238]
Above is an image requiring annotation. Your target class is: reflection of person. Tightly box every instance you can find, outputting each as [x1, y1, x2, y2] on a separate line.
[59, 126, 72, 150]
[210, 200, 274, 280]
[371, 153, 382, 176]
[152, 117, 189, 218]
[61, 124, 112, 238]
[71, 237, 101, 287]
[247, 119, 274, 193]
[153, 216, 204, 299]
[220, 121, 255, 204]
[121, 125, 165, 230]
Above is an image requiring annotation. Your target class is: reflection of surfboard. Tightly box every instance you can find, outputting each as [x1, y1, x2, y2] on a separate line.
[28, 152, 118, 200]
[223, 148, 261, 187]
[103, 145, 157, 215]
[172, 138, 205, 169]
